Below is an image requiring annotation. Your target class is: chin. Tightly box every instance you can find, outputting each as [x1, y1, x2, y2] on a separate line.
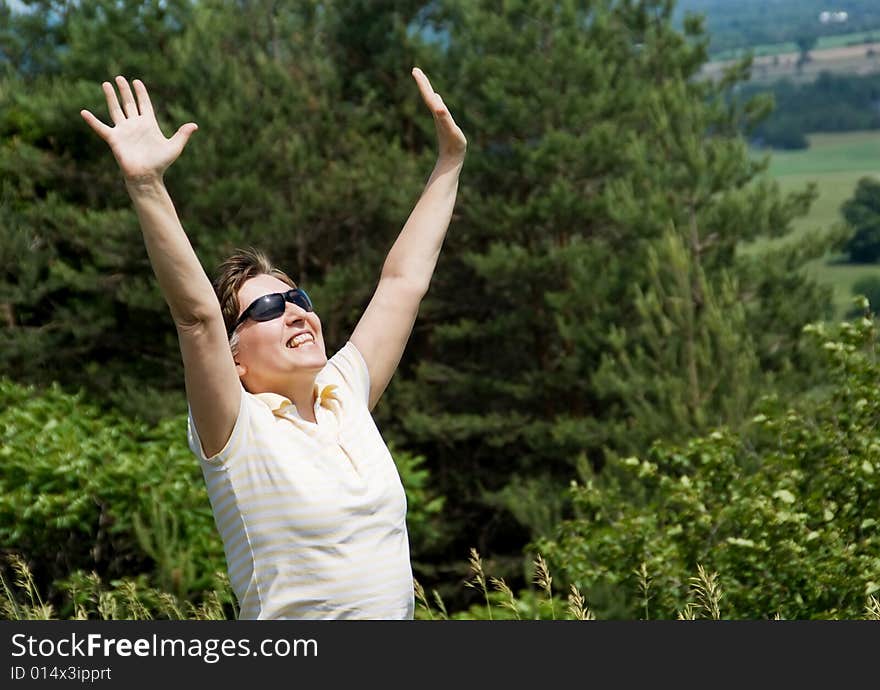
[292, 344, 327, 368]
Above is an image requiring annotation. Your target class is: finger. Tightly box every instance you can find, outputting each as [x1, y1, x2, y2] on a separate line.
[427, 93, 459, 129]
[170, 122, 199, 155]
[101, 81, 125, 125]
[79, 109, 113, 141]
[132, 79, 154, 117]
[412, 66, 433, 91]
[411, 67, 440, 110]
[115, 75, 139, 118]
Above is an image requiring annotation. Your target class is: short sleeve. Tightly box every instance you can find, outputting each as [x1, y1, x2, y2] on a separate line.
[187, 384, 250, 467]
[326, 340, 371, 407]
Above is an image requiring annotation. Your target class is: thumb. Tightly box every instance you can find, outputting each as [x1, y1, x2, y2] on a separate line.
[171, 122, 198, 152]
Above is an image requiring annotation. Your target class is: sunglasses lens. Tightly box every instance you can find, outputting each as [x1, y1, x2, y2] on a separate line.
[289, 289, 313, 312]
[249, 294, 286, 322]
[234, 288, 314, 333]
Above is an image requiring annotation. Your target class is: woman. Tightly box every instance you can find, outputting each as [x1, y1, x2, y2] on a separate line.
[80, 68, 466, 619]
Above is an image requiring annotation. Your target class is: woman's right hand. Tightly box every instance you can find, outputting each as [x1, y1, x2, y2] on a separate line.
[80, 76, 197, 183]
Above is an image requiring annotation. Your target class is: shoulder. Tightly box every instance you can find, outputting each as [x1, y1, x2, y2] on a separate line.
[319, 341, 371, 408]
[186, 384, 279, 465]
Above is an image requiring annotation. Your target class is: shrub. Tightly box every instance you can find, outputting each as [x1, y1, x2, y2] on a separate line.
[539, 301, 880, 619]
[0, 381, 224, 606]
[0, 380, 446, 615]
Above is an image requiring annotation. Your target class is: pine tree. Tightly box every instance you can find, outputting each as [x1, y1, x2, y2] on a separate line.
[0, 0, 434, 419]
[379, 0, 837, 575]
[0, 0, 196, 418]
[594, 229, 759, 450]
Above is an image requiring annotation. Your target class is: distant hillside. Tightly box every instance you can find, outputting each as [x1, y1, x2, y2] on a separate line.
[675, 0, 880, 56]
[700, 39, 880, 87]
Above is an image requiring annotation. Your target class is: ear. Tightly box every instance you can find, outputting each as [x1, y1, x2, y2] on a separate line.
[235, 361, 247, 378]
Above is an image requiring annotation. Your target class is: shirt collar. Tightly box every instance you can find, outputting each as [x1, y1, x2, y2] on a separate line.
[254, 383, 340, 416]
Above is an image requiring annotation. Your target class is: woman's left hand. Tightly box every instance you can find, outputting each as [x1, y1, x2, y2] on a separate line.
[412, 67, 467, 163]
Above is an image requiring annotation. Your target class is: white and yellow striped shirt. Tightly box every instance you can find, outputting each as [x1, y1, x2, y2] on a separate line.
[187, 341, 414, 619]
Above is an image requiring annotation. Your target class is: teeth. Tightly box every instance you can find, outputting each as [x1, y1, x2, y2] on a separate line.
[287, 333, 314, 349]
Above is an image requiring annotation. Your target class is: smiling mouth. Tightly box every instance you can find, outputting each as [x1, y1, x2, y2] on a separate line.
[286, 333, 315, 349]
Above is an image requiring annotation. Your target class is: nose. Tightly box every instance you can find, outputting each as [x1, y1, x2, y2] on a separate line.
[283, 301, 308, 324]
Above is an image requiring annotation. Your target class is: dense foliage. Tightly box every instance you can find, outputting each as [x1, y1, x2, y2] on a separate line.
[0, 378, 443, 615]
[1, 0, 857, 612]
[387, 0, 831, 585]
[0, 379, 222, 610]
[540, 306, 880, 619]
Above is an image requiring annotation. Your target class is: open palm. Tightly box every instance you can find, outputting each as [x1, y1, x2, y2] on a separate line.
[412, 67, 467, 162]
[80, 76, 197, 181]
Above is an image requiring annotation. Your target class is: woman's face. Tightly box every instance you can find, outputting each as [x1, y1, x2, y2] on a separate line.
[233, 274, 327, 391]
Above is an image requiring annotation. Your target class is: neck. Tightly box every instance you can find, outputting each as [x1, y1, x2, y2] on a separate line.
[244, 373, 319, 422]
[288, 381, 318, 423]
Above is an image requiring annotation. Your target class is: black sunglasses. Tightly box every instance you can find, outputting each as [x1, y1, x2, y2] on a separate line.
[232, 288, 313, 333]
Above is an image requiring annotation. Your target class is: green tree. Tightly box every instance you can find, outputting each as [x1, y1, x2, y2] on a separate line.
[0, 0, 198, 420]
[593, 230, 759, 451]
[849, 276, 880, 317]
[794, 33, 817, 72]
[0, 0, 434, 420]
[744, 73, 880, 149]
[382, 0, 833, 592]
[842, 176, 880, 263]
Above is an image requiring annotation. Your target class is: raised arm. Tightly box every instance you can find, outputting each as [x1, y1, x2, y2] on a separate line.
[81, 76, 240, 457]
[350, 67, 467, 410]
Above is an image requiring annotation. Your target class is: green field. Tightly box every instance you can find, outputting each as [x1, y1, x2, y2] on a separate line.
[747, 131, 880, 319]
[713, 30, 880, 60]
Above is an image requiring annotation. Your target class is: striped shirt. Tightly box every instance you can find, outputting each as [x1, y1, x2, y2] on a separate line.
[187, 341, 414, 619]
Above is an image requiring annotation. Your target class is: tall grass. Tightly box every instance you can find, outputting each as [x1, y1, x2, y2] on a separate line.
[4, 550, 878, 620]
[415, 551, 727, 620]
[0, 555, 234, 621]
[414, 550, 880, 620]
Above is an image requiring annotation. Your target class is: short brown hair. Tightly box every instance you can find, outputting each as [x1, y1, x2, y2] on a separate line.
[214, 247, 296, 351]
